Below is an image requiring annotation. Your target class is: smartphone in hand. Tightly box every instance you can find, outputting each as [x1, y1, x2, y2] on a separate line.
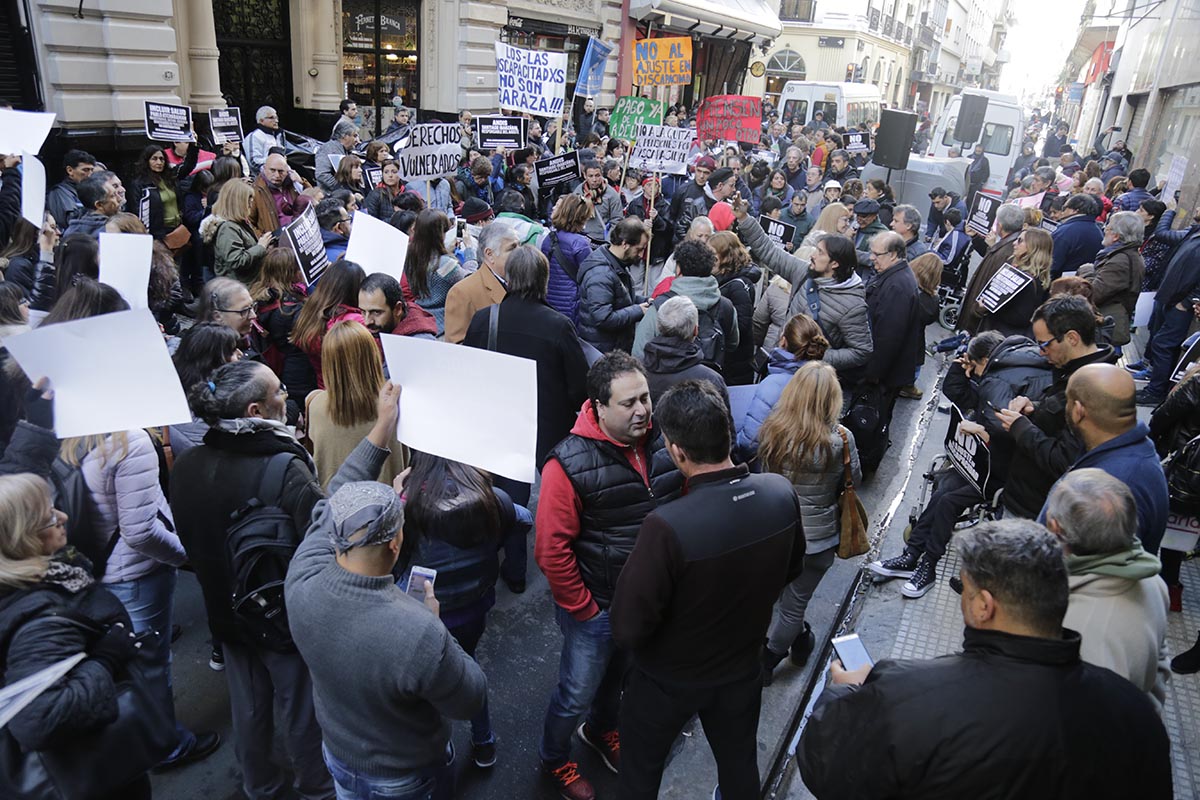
[407, 566, 437, 599]
[831, 633, 874, 672]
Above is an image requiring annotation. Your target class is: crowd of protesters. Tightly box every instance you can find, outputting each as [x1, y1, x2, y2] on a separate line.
[0, 89, 1196, 800]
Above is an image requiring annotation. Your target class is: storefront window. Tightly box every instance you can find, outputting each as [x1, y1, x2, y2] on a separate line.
[343, 0, 420, 138]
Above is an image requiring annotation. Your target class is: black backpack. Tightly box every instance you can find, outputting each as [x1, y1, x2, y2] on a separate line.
[225, 452, 300, 653]
[49, 454, 119, 579]
[1167, 433, 1200, 515]
[654, 291, 726, 370]
[843, 384, 890, 473]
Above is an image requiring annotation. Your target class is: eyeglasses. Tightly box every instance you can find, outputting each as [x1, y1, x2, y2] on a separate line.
[218, 303, 258, 320]
[276, 382, 288, 396]
[1036, 334, 1063, 351]
[40, 508, 65, 531]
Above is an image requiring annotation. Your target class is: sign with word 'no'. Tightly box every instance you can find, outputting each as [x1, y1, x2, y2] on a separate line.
[945, 404, 991, 496]
[495, 42, 568, 116]
[609, 96, 666, 142]
[695, 95, 763, 144]
[629, 124, 692, 175]
[631, 37, 692, 86]
[966, 191, 999, 236]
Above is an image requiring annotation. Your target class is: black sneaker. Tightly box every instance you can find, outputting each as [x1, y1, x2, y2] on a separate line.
[789, 623, 816, 668]
[1171, 633, 1200, 675]
[1135, 388, 1165, 407]
[868, 548, 920, 579]
[472, 738, 497, 768]
[901, 556, 937, 598]
[209, 647, 225, 672]
[948, 575, 963, 595]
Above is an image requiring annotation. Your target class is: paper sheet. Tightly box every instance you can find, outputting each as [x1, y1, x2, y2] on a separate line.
[0, 109, 57, 154]
[345, 211, 408, 283]
[380, 334, 537, 482]
[0, 310, 192, 438]
[1133, 291, 1155, 328]
[98, 232, 153, 310]
[19, 152, 46, 228]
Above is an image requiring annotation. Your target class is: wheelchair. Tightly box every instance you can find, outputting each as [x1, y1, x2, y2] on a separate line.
[903, 454, 1004, 542]
[935, 250, 972, 331]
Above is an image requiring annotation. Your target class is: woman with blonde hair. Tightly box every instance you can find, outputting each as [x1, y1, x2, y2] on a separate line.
[710, 230, 760, 385]
[758, 361, 861, 681]
[974, 226, 1051, 338]
[201, 179, 274, 282]
[305, 320, 407, 489]
[792, 203, 852, 263]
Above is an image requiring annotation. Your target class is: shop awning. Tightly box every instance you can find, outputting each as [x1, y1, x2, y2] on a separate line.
[631, 0, 782, 46]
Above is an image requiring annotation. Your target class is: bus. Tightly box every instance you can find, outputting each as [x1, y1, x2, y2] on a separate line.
[778, 82, 883, 131]
[927, 89, 1026, 197]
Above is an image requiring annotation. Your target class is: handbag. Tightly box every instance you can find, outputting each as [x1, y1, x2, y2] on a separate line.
[163, 224, 191, 251]
[836, 426, 870, 559]
[0, 612, 175, 800]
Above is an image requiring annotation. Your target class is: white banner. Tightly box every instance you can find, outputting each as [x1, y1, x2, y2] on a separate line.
[494, 42, 568, 117]
[397, 123, 462, 181]
[629, 124, 693, 175]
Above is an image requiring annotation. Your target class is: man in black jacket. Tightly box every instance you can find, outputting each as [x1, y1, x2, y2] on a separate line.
[611, 381, 804, 800]
[45, 149, 96, 229]
[170, 360, 335, 800]
[800, 519, 1172, 800]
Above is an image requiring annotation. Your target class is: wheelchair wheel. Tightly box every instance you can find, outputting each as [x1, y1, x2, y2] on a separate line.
[939, 303, 961, 331]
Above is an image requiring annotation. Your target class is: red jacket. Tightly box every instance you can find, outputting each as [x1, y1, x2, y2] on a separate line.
[535, 400, 653, 621]
[391, 301, 439, 337]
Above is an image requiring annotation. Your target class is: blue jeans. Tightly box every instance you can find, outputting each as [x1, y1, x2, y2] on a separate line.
[539, 606, 627, 766]
[1146, 302, 1193, 397]
[322, 742, 454, 800]
[106, 566, 194, 759]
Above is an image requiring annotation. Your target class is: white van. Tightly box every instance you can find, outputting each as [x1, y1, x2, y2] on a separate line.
[928, 89, 1026, 197]
[778, 81, 883, 131]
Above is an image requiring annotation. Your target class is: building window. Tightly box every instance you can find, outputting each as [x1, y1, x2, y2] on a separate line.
[342, 0, 421, 138]
[780, 0, 816, 22]
[765, 50, 807, 109]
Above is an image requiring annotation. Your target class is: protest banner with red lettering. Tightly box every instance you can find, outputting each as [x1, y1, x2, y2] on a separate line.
[695, 95, 763, 144]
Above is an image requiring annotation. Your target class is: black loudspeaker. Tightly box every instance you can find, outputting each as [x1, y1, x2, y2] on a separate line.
[953, 94, 989, 144]
[872, 109, 919, 170]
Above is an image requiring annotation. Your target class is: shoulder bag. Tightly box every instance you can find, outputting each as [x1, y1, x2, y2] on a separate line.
[837, 426, 870, 559]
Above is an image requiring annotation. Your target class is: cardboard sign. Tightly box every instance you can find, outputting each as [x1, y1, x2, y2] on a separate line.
[1161, 154, 1189, 203]
[474, 116, 527, 151]
[631, 37, 693, 86]
[98, 232, 153, 310]
[629, 124, 692, 175]
[282, 204, 330, 286]
[494, 42, 568, 116]
[143, 101, 194, 142]
[397, 123, 462, 181]
[945, 404, 991, 495]
[1040, 217, 1059, 233]
[975, 263, 1034, 314]
[1162, 512, 1200, 553]
[695, 95, 763, 144]
[761, 216, 797, 248]
[345, 210, 408, 284]
[0, 108, 56, 154]
[845, 130, 869, 153]
[208, 107, 243, 145]
[966, 191, 1000, 236]
[574, 37, 613, 98]
[1172, 332, 1200, 384]
[364, 164, 383, 190]
[534, 151, 581, 189]
[609, 96, 666, 142]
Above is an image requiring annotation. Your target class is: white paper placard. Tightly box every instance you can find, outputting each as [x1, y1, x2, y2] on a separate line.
[98, 232, 153, 310]
[0, 109, 56, 154]
[0, 310, 191, 438]
[345, 211, 408, 283]
[19, 152, 45, 227]
[1133, 291, 1155, 328]
[379, 334, 537, 482]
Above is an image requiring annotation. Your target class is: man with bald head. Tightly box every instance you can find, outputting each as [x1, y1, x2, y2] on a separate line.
[250, 152, 311, 235]
[1038, 364, 1169, 553]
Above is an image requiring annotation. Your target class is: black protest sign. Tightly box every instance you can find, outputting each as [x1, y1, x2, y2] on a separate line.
[845, 130, 869, 153]
[1041, 217, 1059, 233]
[966, 191, 999, 236]
[144, 101, 194, 142]
[761, 216, 796, 248]
[208, 107, 243, 145]
[364, 164, 383, 190]
[945, 404, 991, 495]
[975, 263, 1034, 314]
[282, 204, 330, 286]
[1172, 334, 1200, 383]
[534, 151, 581, 189]
[475, 116, 527, 151]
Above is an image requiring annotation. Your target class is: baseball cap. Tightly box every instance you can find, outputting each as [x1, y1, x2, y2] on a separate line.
[695, 155, 717, 170]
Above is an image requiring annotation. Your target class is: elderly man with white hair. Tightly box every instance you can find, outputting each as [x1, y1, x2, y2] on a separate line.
[889, 204, 929, 260]
[1045, 468, 1170, 712]
[243, 105, 286, 176]
[1077, 210, 1146, 346]
[641, 295, 730, 405]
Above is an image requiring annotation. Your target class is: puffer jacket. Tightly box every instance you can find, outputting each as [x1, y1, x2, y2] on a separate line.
[632, 275, 738, 360]
[79, 429, 187, 583]
[765, 426, 861, 554]
[1077, 242, 1145, 346]
[717, 265, 762, 386]
[736, 348, 810, 459]
[201, 213, 267, 283]
[576, 246, 644, 353]
[753, 275, 792, 349]
[1149, 371, 1200, 457]
[61, 210, 110, 241]
[541, 229, 592, 324]
[737, 216, 872, 378]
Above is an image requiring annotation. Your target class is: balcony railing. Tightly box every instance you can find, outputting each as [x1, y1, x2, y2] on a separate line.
[869, 8, 880, 30]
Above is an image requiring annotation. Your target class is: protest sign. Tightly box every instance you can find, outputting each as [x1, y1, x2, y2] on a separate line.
[380, 335, 537, 482]
[1172, 332, 1200, 384]
[1162, 512, 1200, 553]
[1162, 154, 1188, 203]
[282, 204, 330, 286]
[695, 95, 763, 144]
[1134, 291, 1155, 327]
[364, 163, 383, 189]
[966, 191, 1000, 236]
[494, 42, 568, 117]
[631, 37, 692, 86]
[0, 109, 56, 154]
[396, 123, 461, 181]
[845, 130, 869, 153]
[975, 263, 1034, 314]
[534, 151, 581, 188]
[474, 116, 527, 151]
[1014, 191, 1046, 209]
[609, 96, 665, 141]
[19, 152, 45, 228]
[761, 217, 797, 248]
[208, 107, 243, 145]
[143, 101, 194, 142]
[0, 310, 192, 438]
[945, 404, 991, 495]
[628, 124, 692, 175]
[1040, 217, 1058, 233]
[574, 38, 613, 99]
[98, 232, 153, 310]
[345, 210, 408, 284]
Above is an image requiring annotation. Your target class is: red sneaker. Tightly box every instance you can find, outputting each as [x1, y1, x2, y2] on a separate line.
[543, 760, 595, 800]
[577, 722, 620, 773]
